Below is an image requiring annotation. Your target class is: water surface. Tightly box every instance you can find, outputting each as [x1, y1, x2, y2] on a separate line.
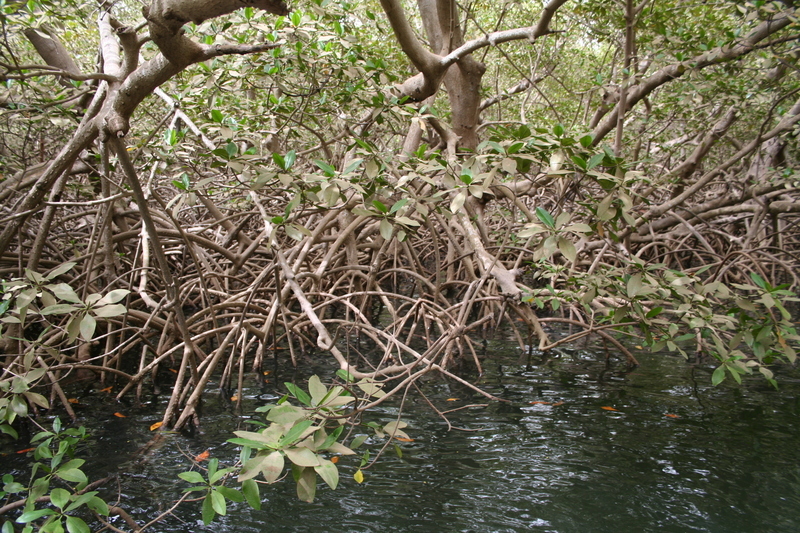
[6, 341, 799, 532]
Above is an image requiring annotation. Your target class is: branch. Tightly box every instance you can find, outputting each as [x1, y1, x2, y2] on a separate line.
[439, 0, 569, 69]
[106, 41, 281, 137]
[592, 10, 794, 144]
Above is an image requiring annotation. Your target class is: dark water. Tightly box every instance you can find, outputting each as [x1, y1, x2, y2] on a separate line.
[5, 340, 800, 532]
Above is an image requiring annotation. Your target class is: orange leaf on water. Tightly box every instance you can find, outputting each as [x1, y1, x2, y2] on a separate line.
[99, 386, 113, 393]
[446, 398, 459, 401]
[600, 406, 618, 411]
[263, 370, 271, 375]
[529, 401, 550, 405]
[195, 450, 210, 462]
[665, 414, 680, 418]
[394, 437, 414, 442]
[16, 448, 34, 454]
[113, 412, 126, 418]
[150, 421, 163, 431]
[330, 456, 339, 464]
[168, 368, 178, 373]
[551, 402, 564, 406]
[230, 395, 238, 402]
[67, 398, 79, 404]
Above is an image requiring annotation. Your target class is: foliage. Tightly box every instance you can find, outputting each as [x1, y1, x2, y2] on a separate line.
[0, 0, 799, 527]
[173, 374, 406, 524]
[0, 418, 109, 533]
[0, 263, 129, 439]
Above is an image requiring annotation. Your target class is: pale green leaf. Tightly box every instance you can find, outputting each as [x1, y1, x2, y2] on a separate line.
[45, 262, 77, 280]
[557, 237, 577, 263]
[92, 304, 127, 318]
[379, 218, 393, 240]
[39, 304, 77, 316]
[450, 190, 467, 214]
[308, 375, 327, 406]
[284, 447, 320, 467]
[79, 314, 96, 342]
[314, 459, 339, 490]
[96, 289, 130, 306]
[295, 467, 317, 502]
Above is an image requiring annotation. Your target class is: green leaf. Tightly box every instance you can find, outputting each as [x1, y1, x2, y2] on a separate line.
[571, 155, 587, 171]
[284, 223, 308, 241]
[178, 471, 206, 484]
[279, 420, 314, 448]
[712, 366, 726, 386]
[56, 468, 87, 484]
[211, 109, 224, 123]
[50, 488, 70, 510]
[225, 142, 238, 158]
[350, 435, 368, 449]
[314, 160, 336, 176]
[65, 516, 90, 533]
[209, 466, 235, 485]
[201, 493, 215, 525]
[320, 425, 344, 450]
[16, 509, 55, 523]
[284, 150, 296, 170]
[645, 307, 663, 319]
[217, 486, 244, 503]
[587, 153, 605, 170]
[336, 369, 355, 382]
[210, 490, 226, 515]
[284, 383, 311, 406]
[371, 200, 388, 214]
[535, 207, 555, 229]
[749, 272, 768, 290]
[241, 478, 261, 510]
[325, 442, 355, 455]
[85, 496, 109, 516]
[389, 198, 408, 214]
